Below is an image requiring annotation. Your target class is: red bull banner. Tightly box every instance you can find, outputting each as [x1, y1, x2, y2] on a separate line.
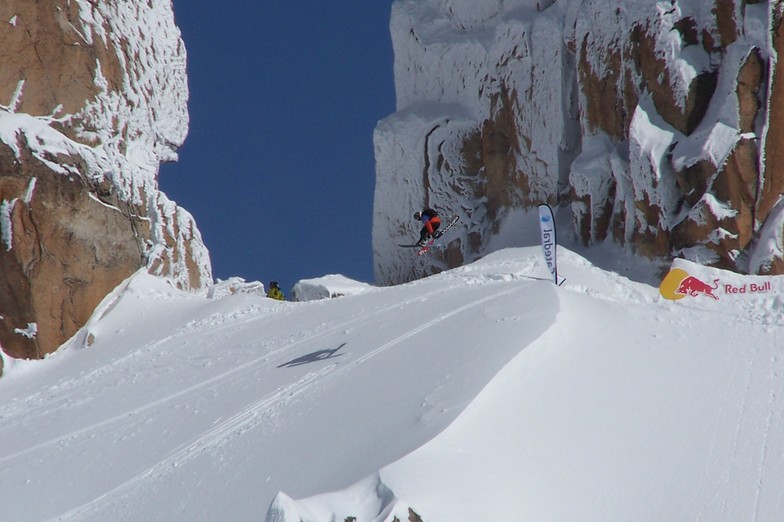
[659, 258, 779, 303]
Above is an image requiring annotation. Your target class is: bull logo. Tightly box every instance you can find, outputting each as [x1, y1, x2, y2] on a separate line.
[659, 268, 721, 301]
[675, 276, 719, 300]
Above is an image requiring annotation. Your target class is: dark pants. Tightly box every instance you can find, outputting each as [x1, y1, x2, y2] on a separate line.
[418, 221, 441, 243]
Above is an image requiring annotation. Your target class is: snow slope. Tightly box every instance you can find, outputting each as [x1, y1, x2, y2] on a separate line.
[1, 247, 783, 521]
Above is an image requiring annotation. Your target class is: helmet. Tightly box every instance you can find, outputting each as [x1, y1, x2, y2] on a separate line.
[413, 211, 422, 220]
[270, 281, 279, 288]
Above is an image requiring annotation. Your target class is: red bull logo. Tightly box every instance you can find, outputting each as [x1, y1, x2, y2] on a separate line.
[675, 275, 719, 300]
[659, 268, 720, 301]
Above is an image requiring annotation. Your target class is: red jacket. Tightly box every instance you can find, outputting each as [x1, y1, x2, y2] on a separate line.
[420, 209, 441, 234]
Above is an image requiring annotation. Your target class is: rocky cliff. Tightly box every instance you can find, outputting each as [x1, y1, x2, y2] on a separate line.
[0, 1, 211, 369]
[374, 0, 782, 285]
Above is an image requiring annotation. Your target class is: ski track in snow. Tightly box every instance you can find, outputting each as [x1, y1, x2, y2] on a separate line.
[0, 282, 457, 464]
[0, 280, 442, 414]
[352, 284, 522, 367]
[33, 279, 532, 521]
[749, 346, 783, 522]
[691, 331, 783, 522]
[45, 364, 338, 522]
[0, 331, 197, 435]
[692, 346, 742, 521]
[719, 343, 758, 520]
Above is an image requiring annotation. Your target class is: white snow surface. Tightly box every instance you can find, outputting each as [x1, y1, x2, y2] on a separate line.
[291, 274, 375, 301]
[1, 247, 783, 521]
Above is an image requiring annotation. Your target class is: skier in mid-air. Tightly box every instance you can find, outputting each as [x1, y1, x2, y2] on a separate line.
[414, 208, 442, 246]
[399, 209, 459, 254]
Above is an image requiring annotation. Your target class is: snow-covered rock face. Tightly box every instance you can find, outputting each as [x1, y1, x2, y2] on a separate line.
[374, 0, 781, 284]
[0, 1, 211, 362]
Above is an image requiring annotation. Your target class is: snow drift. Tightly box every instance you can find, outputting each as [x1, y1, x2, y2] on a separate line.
[1, 246, 782, 521]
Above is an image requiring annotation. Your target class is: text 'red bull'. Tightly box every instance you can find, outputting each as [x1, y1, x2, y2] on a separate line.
[724, 282, 773, 294]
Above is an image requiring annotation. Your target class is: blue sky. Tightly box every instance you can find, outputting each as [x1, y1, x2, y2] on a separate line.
[161, 2, 395, 291]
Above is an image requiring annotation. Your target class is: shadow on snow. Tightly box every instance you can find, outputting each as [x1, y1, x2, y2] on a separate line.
[277, 342, 347, 368]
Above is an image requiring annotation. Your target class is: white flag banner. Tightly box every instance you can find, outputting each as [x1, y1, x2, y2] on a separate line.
[538, 204, 563, 285]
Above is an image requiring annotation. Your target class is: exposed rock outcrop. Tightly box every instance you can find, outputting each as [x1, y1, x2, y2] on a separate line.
[0, 1, 211, 367]
[374, 0, 782, 285]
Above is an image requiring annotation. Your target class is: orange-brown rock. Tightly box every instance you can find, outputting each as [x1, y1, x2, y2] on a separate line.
[569, 2, 770, 273]
[759, 10, 784, 224]
[0, 1, 210, 370]
[0, 145, 146, 359]
[376, 1, 784, 284]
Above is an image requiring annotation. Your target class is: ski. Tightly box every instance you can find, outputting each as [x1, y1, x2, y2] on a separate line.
[434, 214, 460, 238]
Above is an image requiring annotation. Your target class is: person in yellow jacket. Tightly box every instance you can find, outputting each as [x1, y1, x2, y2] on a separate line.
[267, 281, 285, 301]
